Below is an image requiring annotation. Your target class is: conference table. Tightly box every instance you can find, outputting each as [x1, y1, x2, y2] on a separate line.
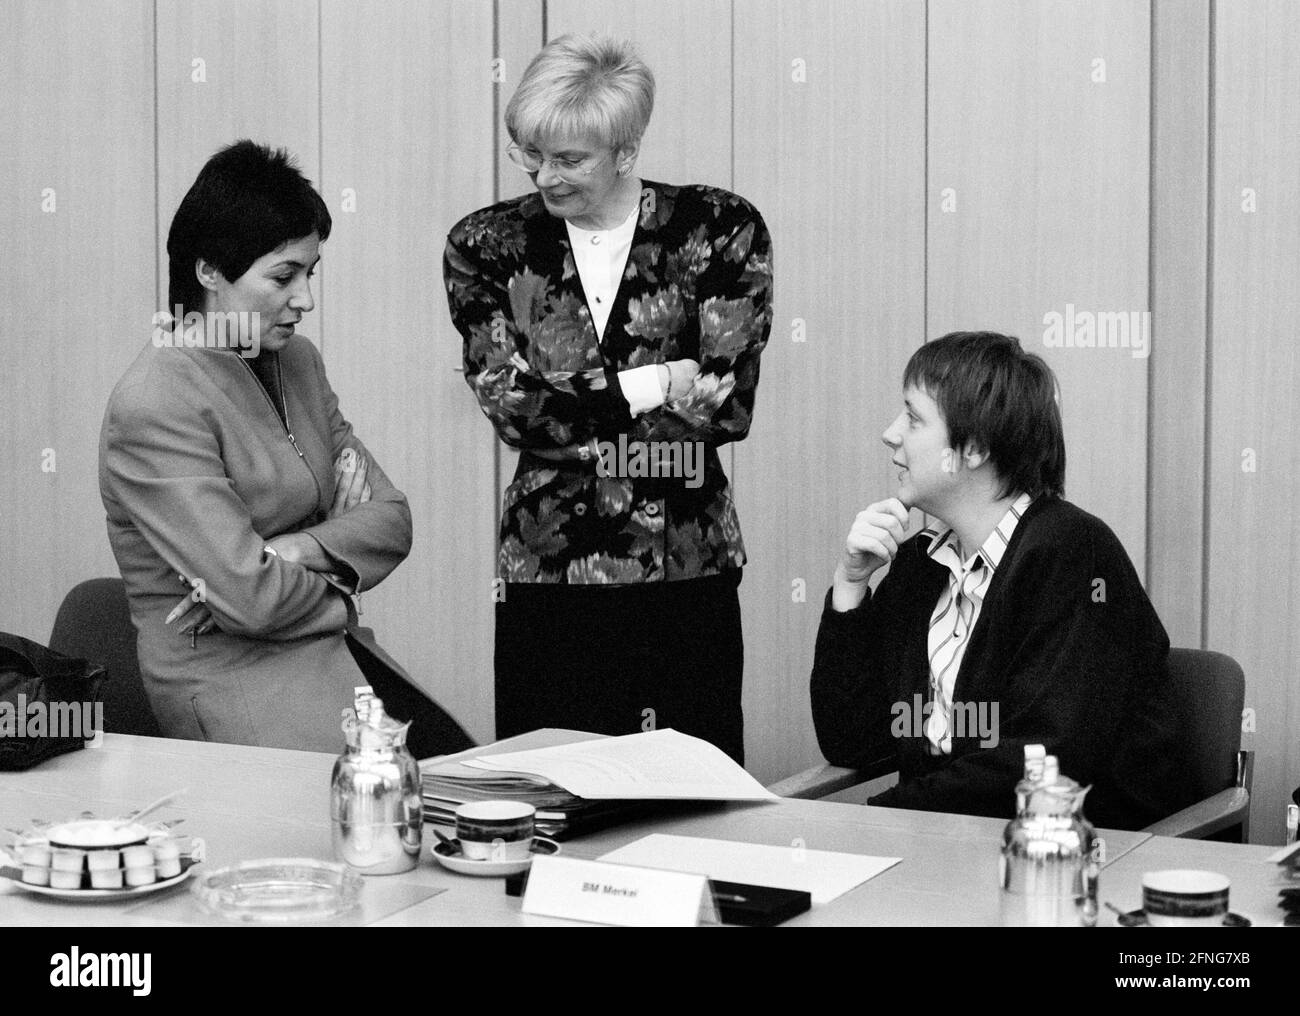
[0, 733, 1289, 927]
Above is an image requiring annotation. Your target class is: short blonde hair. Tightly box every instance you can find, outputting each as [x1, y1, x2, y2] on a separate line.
[505, 34, 654, 152]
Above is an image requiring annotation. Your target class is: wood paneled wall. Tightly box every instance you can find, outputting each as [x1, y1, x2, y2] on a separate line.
[1149, 0, 1209, 648]
[318, 0, 500, 743]
[0, 0, 155, 640]
[731, 0, 926, 786]
[928, 0, 1151, 564]
[1208, 0, 1300, 843]
[2, 0, 1296, 841]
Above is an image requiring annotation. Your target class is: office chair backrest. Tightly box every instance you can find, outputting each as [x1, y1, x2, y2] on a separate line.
[49, 578, 162, 738]
[1165, 648, 1244, 801]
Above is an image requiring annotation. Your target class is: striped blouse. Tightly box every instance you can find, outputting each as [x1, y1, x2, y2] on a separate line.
[922, 492, 1034, 753]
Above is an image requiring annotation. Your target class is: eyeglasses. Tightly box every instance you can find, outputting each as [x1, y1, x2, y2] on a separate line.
[506, 143, 611, 181]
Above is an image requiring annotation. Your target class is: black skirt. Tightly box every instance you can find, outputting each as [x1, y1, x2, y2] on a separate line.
[494, 570, 745, 764]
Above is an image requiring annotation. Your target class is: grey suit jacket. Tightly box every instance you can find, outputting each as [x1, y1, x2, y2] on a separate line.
[99, 333, 412, 752]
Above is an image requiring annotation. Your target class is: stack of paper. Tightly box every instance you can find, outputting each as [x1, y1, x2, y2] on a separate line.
[421, 729, 777, 839]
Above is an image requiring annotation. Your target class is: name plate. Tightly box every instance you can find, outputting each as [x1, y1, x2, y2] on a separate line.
[522, 856, 716, 926]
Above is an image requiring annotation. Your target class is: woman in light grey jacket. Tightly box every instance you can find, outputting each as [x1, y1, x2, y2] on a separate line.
[99, 140, 469, 756]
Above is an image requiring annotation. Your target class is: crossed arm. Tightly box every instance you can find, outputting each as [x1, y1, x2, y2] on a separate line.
[443, 207, 772, 460]
[103, 344, 411, 642]
[164, 449, 374, 638]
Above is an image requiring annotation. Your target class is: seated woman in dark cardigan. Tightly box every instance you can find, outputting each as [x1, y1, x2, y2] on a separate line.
[810, 331, 1191, 831]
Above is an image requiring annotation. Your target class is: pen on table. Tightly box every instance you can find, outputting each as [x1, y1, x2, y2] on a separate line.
[712, 891, 748, 904]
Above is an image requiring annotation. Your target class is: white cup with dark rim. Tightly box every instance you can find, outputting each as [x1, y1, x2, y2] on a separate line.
[1141, 869, 1231, 926]
[454, 801, 536, 862]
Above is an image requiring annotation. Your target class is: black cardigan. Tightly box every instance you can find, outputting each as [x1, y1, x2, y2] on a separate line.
[810, 497, 1191, 830]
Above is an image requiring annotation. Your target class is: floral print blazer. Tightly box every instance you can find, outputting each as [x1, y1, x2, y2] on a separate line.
[444, 180, 773, 584]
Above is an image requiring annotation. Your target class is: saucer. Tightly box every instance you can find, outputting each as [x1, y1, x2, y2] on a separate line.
[1117, 908, 1250, 927]
[0, 859, 197, 900]
[430, 837, 559, 877]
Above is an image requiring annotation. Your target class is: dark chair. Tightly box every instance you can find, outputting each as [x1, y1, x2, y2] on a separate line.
[769, 648, 1253, 841]
[1144, 648, 1252, 841]
[49, 578, 162, 738]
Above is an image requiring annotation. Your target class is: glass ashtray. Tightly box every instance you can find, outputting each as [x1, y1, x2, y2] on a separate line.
[190, 857, 364, 923]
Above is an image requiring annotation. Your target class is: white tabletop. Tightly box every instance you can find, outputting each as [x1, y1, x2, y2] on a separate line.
[1, 733, 1282, 927]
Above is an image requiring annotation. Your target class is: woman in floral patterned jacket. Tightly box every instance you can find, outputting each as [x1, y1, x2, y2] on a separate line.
[444, 35, 772, 763]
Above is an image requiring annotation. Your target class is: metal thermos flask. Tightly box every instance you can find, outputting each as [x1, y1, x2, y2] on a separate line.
[999, 750, 1100, 927]
[330, 688, 422, 874]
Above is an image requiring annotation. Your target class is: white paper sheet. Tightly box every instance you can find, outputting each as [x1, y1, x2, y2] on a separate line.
[461, 729, 779, 801]
[599, 833, 901, 904]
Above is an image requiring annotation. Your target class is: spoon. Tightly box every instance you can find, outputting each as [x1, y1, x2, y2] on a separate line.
[115, 788, 188, 828]
[432, 829, 461, 855]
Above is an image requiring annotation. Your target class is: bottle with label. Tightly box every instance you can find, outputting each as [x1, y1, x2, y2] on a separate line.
[999, 748, 1100, 927]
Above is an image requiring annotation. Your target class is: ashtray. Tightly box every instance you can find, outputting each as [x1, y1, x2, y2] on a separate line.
[191, 857, 364, 923]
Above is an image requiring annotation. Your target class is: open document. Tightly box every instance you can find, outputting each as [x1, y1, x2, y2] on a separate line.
[462, 729, 779, 801]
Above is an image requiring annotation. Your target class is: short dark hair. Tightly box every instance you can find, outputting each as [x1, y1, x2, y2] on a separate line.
[166, 140, 331, 313]
[903, 331, 1065, 499]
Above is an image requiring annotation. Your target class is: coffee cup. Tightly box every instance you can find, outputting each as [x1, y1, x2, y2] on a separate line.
[454, 801, 536, 862]
[1141, 869, 1230, 926]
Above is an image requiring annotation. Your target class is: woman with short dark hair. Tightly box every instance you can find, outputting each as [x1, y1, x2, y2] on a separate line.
[812, 331, 1186, 829]
[100, 140, 469, 755]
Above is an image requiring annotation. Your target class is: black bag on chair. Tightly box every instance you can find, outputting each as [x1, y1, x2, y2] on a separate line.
[0, 632, 107, 771]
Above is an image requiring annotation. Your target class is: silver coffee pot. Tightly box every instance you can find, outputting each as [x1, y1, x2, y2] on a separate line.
[999, 754, 1100, 927]
[330, 688, 422, 874]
